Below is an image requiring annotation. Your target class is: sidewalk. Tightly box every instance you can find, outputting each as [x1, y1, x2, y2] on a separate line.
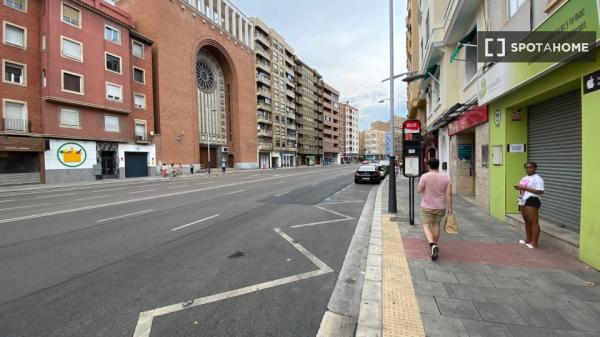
[357, 177, 600, 337]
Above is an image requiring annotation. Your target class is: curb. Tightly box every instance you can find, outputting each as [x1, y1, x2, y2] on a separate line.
[355, 182, 385, 337]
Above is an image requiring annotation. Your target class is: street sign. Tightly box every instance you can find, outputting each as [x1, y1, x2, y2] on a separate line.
[385, 132, 392, 156]
[402, 119, 422, 178]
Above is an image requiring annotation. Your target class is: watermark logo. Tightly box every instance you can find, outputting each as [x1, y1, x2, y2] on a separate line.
[478, 31, 596, 63]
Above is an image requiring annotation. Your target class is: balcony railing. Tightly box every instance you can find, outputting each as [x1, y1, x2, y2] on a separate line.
[257, 101, 272, 111]
[1, 118, 30, 133]
[257, 129, 273, 137]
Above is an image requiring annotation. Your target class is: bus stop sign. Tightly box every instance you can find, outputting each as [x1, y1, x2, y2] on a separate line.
[402, 120, 422, 177]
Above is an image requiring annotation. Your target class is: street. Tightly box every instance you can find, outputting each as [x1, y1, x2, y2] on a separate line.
[0, 166, 374, 337]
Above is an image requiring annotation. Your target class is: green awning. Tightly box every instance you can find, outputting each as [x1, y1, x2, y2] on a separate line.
[450, 28, 477, 63]
[423, 64, 439, 79]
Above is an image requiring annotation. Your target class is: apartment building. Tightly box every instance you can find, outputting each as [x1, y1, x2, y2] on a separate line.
[117, 0, 258, 170]
[295, 59, 322, 166]
[364, 129, 385, 161]
[1, 0, 155, 185]
[251, 17, 297, 169]
[339, 102, 359, 163]
[321, 82, 340, 165]
[406, 0, 600, 269]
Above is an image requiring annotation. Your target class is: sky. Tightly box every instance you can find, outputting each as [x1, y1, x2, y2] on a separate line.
[234, 0, 409, 131]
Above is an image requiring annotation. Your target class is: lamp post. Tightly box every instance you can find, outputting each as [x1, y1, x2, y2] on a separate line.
[387, 0, 397, 213]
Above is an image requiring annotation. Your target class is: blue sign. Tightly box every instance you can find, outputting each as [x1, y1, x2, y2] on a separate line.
[385, 132, 392, 156]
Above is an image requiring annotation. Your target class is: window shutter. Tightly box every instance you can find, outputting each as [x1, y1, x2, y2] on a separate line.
[63, 39, 81, 59]
[63, 5, 79, 23]
[106, 84, 121, 100]
[135, 123, 145, 135]
[5, 25, 24, 46]
[134, 94, 145, 108]
[3, 102, 25, 119]
[60, 109, 79, 126]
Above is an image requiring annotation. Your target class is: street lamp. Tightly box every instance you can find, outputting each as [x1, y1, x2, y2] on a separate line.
[387, 0, 397, 213]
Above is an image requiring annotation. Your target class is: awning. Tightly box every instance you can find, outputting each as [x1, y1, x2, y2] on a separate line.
[450, 28, 477, 63]
[423, 64, 439, 79]
[426, 97, 477, 132]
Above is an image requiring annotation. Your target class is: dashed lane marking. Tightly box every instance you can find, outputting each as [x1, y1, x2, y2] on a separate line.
[225, 190, 246, 195]
[96, 209, 154, 223]
[274, 192, 289, 197]
[36, 193, 76, 199]
[171, 214, 220, 232]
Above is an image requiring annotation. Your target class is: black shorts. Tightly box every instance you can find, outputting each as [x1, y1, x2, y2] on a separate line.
[524, 197, 541, 208]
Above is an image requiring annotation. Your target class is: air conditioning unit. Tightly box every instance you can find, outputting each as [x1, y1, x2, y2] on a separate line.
[222, 147, 229, 153]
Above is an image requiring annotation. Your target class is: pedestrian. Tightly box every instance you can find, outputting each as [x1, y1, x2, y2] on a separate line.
[416, 158, 452, 261]
[221, 158, 227, 175]
[161, 163, 167, 177]
[190, 163, 194, 175]
[515, 162, 544, 249]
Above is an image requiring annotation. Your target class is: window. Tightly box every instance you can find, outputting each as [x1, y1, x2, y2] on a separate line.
[104, 115, 119, 132]
[62, 71, 83, 94]
[2, 99, 27, 132]
[62, 3, 81, 28]
[104, 24, 120, 44]
[105, 53, 121, 73]
[508, 0, 526, 18]
[133, 93, 146, 109]
[105, 82, 122, 102]
[3, 22, 25, 48]
[4, 0, 26, 12]
[59, 108, 80, 128]
[464, 42, 478, 83]
[135, 120, 147, 141]
[61, 37, 82, 61]
[103, 0, 116, 5]
[132, 40, 144, 58]
[3, 60, 25, 85]
[133, 67, 144, 84]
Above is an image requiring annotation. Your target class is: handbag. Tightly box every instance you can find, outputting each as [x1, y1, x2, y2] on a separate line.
[444, 213, 459, 234]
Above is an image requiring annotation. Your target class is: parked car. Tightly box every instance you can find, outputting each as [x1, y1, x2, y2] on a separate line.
[361, 160, 369, 164]
[354, 165, 382, 184]
[376, 162, 389, 177]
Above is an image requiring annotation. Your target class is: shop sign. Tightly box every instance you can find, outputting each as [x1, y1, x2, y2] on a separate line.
[402, 120, 422, 177]
[57, 142, 87, 167]
[478, 0, 600, 105]
[448, 105, 489, 136]
[508, 144, 526, 153]
[583, 69, 600, 94]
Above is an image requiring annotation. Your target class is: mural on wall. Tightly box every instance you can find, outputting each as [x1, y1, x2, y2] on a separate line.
[57, 143, 87, 168]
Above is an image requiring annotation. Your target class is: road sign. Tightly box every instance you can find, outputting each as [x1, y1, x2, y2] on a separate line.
[385, 132, 392, 156]
[402, 119, 422, 178]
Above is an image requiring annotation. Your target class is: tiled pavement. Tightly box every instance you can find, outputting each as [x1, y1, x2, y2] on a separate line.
[385, 177, 600, 337]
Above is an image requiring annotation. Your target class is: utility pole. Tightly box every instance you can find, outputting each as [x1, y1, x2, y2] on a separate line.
[388, 0, 397, 213]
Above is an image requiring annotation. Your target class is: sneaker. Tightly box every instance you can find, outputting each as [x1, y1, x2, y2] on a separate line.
[431, 245, 439, 261]
[518, 239, 527, 245]
[525, 243, 535, 249]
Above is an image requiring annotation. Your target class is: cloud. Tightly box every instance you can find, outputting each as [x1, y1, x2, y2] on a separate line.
[234, 0, 408, 130]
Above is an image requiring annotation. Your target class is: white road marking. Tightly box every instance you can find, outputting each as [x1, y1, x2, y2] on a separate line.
[313, 205, 354, 219]
[35, 193, 77, 199]
[289, 218, 356, 228]
[0, 199, 15, 203]
[273, 181, 284, 185]
[171, 214, 220, 231]
[132, 228, 333, 337]
[95, 209, 154, 223]
[274, 191, 289, 197]
[0, 203, 47, 212]
[77, 194, 113, 201]
[128, 189, 156, 194]
[0, 172, 322, 224]
[319, 200, 365, 205]
[225, 189, 246, 195]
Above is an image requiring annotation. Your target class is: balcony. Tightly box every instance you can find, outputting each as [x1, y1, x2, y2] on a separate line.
[257, 101, 272, 111]
[287, 124, 296, 130]
[256, 75, 271, 86]
[286, 90, 295, 98]
[258, 142, 273, 151]
[256, 33, 270, 46]
[1, 118, 30, 133]
[257, 113, 272, 124]
[257, 88, 271, 98]
[256, 46, 270, 59]
[257, 129, 273, 137]
[256, 62, 271, 73]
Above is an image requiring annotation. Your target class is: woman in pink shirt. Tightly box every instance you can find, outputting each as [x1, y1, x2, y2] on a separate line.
[417, 159, 452, 261]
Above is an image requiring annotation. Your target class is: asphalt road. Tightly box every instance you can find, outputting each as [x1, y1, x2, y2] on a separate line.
[0, 166, 377, 337]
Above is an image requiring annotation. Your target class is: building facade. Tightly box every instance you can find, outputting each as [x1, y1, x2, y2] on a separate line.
[117, 0, 258, 170]
[406, 0, 600, 269]
[251, 17, 297, 169]
[339, 102, 359, 163]
[1, 0, 155, 185]
[321, 82, 340, 165]
[294, 59, 322, 166]
[364, 129, 385, 161]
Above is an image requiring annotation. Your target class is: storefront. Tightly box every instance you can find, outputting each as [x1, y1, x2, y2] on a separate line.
[0, 136, 45, 185]
[479, 0, 600, 269]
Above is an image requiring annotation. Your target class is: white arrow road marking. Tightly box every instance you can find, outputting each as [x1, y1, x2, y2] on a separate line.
[131, 228, 333, 337]
[313, 205, 354, 220]
[319, 200, 365, 205]
[96, 209, 154, 223]
[289, 218, 355, 229]
[170, 214, 220, 231]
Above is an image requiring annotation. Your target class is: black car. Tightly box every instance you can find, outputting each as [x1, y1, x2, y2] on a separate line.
[354, 165, 382, 184]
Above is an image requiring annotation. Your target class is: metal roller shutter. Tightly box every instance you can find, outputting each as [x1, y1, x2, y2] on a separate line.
[527, 90, 581, 232]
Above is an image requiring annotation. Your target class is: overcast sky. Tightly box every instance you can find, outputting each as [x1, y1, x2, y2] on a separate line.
[234, 0, 409, 130]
